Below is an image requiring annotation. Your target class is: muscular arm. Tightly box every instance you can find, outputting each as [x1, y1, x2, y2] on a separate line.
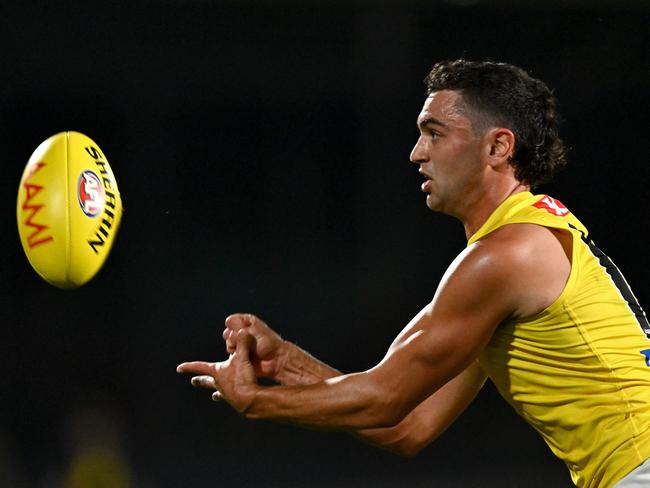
[184, 240, 517, 429]
[270, 338, 486, 456]
[178, 224, 570, 440]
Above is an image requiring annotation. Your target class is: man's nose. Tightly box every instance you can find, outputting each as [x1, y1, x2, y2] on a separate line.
[409, 136, 427, 164]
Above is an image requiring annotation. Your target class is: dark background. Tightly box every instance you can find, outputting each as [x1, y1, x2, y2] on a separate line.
[1, 1, 648, 487]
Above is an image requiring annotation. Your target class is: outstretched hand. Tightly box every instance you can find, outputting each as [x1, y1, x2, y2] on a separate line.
[177, 329, 258, 414]
[223, 314, 286, 378]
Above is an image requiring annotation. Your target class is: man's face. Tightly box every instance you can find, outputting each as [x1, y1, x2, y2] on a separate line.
[410, 90, 485, 216]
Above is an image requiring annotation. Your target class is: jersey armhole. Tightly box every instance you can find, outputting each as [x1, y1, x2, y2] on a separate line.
[515, 223, 581, 323]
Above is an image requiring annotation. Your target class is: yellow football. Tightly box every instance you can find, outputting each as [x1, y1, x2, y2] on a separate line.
[16, 131, 123, 288]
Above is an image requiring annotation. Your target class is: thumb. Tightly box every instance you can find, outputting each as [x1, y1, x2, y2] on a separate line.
[235, 329, 255, 363]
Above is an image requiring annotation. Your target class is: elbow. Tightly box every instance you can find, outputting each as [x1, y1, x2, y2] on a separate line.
[365, 401, 440, 457]
[392, 440, 427, 458]
[377, 437, 423, 458]
[373, 418, 432, 458]
[384, 424, 439, 458]
[386, 413, 436, 458]
[361, 383, 412, 429]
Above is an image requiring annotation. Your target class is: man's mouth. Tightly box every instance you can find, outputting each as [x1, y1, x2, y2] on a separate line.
[420, 173, 432, 192]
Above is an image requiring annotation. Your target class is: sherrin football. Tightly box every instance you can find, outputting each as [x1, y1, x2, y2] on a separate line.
[16, 131, 123, 288]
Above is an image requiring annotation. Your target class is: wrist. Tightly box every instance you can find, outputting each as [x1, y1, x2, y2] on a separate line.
[273, 340, 292, 383]
[240, 383, 262, 417]
[274, 341, 340, 385]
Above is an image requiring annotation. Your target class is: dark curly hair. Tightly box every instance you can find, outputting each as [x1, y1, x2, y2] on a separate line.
[425, 59, 567, 188]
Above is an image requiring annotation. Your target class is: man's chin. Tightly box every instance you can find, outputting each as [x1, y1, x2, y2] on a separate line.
[425, 194, 439, 212]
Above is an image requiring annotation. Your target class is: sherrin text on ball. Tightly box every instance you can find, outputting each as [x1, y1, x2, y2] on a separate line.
[16, 131, 123, 288]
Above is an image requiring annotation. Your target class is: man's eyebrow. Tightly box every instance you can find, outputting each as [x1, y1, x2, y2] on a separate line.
[418, 117, 448, 129]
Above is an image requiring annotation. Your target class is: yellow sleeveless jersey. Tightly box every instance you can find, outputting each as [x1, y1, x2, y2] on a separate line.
[468, 192, 650, 488]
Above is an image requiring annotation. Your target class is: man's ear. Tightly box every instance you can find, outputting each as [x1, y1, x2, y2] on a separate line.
[485, 128, 515, 167]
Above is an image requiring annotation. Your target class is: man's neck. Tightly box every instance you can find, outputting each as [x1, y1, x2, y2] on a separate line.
[462, 183, 530, 240]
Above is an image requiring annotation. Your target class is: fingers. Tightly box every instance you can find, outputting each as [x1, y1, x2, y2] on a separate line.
[224, 314, 256, 353]
[191, 375, 217, 390]
[223, 328, 236, 353]
[183, 368, 224, 401]
[224, 313, 267, 354]
[190, 376, 224, 402]
[225, 313, 255, 332]
[176, 361, 215, 376]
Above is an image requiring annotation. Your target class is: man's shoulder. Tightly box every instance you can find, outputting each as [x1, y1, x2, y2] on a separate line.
[458, 223, 568, 295]
[463, 223, 571, 319]
[467, 223, 549, 262]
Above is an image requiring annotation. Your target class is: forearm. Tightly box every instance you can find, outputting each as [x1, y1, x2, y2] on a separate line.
[275, 341, 341, 385]
[275, 342, 415, 444]
[245, 370, 402, 430]
[269, 342, 482, 450]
